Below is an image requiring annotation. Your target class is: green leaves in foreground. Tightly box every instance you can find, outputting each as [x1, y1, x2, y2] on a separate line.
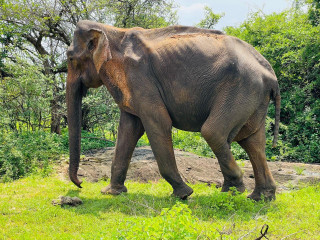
[116, 188, 266, 239]
[117, 202, 208, 239]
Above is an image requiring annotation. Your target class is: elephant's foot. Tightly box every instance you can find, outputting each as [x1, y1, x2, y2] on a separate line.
[221, 179, 246, 194]
[247, 186, 276, 201]
[101, 184, 127, 195]
[172, 184, 194, 200]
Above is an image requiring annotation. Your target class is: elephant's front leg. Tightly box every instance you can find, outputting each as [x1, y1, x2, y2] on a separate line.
[141, 109, 193, 199]
[101, 110, 144, 195]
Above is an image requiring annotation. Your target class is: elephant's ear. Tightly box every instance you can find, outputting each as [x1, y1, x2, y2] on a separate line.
[90, 29, 112, 73]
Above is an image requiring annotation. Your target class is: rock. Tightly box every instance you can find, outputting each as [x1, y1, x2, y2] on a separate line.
[52, 196, 83, 207]
[215, 180, 223, 188]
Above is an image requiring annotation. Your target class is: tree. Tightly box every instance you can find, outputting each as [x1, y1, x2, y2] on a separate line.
[1, 0, 81, 133]
[0, 0, 177, 134]
[0, 58, 51, 132]
[196, 6, 224, 29]
[107, 0, 177, 28]
[225, 5, 320, 162]
[307, 0, 320, 26]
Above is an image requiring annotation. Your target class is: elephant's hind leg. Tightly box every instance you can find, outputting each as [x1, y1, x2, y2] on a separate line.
[101, 111, 145, 195]
[238, 123, 276, 201]
[201, 121, 245, 193]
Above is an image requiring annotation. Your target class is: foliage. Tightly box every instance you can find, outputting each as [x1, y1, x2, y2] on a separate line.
[108, 0, 178, 28]
[1, 0, 75, 133]
[0, 129, 115, 182]
[172, 129, 214, 158]
[0, 0, 177, 134]
[307, 0, 320, 26]
[117, 202, 211, 239]
[294, 166, 305, 175]
[0, 131, 63, 182]
[0, 58, 53, 132]
[196, 6, 224, 29]
[60, 129, 115, 153]
[225, 5, 320, 162]
[79, 130, 115, 152]
[1, 177, 320, 239]
[81, 87, 120, 134]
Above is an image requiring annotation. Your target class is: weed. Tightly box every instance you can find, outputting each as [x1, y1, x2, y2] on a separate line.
[294, 166, 305, 175]
[236, 159, 246, 168]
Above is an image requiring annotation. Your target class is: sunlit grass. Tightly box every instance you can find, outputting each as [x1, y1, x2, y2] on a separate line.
[0, 174, 319, 239]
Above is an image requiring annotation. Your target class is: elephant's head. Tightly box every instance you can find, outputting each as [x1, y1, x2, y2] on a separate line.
[66, 20, 112, 187]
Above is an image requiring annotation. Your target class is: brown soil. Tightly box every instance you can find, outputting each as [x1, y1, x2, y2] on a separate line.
[58, 146, 320, 192]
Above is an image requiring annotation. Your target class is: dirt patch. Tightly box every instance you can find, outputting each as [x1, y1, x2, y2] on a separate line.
[58, 146, 320, 192]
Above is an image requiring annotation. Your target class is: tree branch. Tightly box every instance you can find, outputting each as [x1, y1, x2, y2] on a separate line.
[0, 69, 13, 78]
[53, 62, 68, 74]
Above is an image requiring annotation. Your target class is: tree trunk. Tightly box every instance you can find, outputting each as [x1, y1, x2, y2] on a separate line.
[50, 91, 62, 134]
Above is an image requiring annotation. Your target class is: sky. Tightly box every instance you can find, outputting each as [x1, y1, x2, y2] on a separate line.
[175, 0, 293, 30]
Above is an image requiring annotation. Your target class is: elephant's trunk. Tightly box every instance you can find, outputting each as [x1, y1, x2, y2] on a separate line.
[66, 72, 87, 188]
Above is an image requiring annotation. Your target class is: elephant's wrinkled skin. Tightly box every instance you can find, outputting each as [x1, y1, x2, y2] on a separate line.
[66, 20, 280, 201]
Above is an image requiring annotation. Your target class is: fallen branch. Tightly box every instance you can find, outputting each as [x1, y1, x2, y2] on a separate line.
[255, 224, 269, 240]
[280, 230, 304, 240]
[216, 214, 236, 239]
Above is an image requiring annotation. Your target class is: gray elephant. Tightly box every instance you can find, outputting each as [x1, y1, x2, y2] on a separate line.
[66, 20, 280, 201]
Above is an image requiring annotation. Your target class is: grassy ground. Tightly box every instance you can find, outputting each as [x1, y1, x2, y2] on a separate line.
[1, 174, 320, 239]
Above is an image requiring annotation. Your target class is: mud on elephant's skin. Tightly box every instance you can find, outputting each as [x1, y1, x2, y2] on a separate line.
[66, 20, 280, 201]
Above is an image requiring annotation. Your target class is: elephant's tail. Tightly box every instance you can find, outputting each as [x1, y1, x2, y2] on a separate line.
[272, 84, 281, 148]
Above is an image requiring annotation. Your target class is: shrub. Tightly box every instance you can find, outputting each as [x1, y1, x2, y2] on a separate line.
[117, 202, 219, 239]
[0, 131, 63, 182]
[0, 129, 115, 182]
[225, 8, 320, 163]
[60, 129, 115, 153]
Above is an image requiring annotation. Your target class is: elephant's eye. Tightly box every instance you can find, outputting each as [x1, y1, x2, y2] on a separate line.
[87, 40, 94, 51]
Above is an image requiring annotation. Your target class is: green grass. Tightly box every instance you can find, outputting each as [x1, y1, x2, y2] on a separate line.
[1, 174, 320, 239]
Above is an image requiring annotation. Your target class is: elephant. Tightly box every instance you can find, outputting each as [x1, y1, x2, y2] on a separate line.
[66, 20, 280, 201]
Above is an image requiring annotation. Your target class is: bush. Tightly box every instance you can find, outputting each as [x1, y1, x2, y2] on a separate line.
[60, 129, 115, 153]
[0, 129, 115, 182]
[225, 8, 320, 163]
[0, 131, 63, 182]
[117, 202, 220, 239]
[172, 129, 214, 158]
